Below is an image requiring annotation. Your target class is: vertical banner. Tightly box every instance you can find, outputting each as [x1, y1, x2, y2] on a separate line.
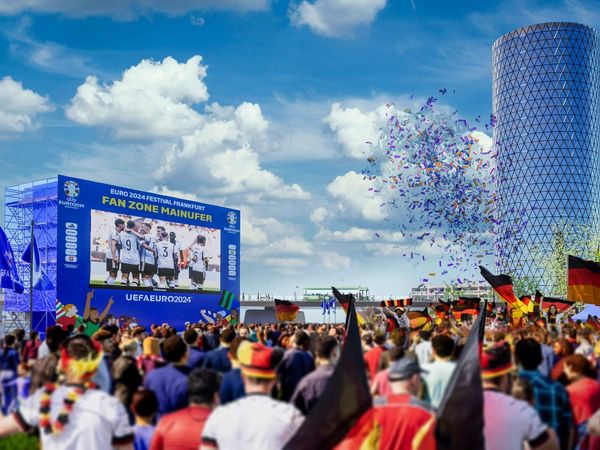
[56, 175, 240, 330]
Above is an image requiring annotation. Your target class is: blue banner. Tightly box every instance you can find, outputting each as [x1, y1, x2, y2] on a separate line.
[0, 226, 24, 294]
[56, 175, 240, 331]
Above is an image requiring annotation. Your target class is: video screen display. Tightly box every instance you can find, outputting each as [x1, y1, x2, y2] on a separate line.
[89, 209, 221, 293]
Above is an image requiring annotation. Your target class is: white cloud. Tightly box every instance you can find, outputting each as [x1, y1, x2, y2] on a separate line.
[326, 171, 386, 221]
[325, 102, 386, 158]
[320, 251, 351, 270]
[0, 76, 53, 134]
[310, 206, 329, 224]
[263, 257, 309, 269]
[66, 56, 208, 139]
[316, 227, 403, 242]
[290, 0, 387, 37]
[247, 236, 314, 258]
[0, 0, 269, 18]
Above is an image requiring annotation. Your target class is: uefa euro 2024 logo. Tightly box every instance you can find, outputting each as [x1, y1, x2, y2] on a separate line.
[227, 211, 237, 227]
[64, 181, 80, 198]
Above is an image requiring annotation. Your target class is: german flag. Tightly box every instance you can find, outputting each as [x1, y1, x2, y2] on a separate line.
[568, 255, 600, 305]
[431, 300, 452, 321]
[520, 295, 534, 313]
[407, 308, 432, 330]
[586, 315, 600, 332]
[380, 298, 412, 308]
[274, 299, 300, 322]
[479, 266, 528, 314]
[333, 287, 366, 326]
[452, 297, 480, 321]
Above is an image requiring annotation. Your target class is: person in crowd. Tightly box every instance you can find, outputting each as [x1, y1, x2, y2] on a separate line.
[203, 327, 235, 373]
[277, 330, 315, 401]
[482, 341, 559, 450]
[364, 333, 387, 381]
[113, 338, 143, 414]
[131, 389, 158, 450]
[15, 363, 31, 407]
[575, 329, 594, 359]
[132, 327, 147, 359]
[183, 328, 206, 369]
[563, 354, 600, 449]
[137, 337, 165, 380]
[422, 333, 456, 408]
[30, 325, 67, 393]
[93, 328, 115, 393]
[201, 341, 304, 449]
[338, 356, 436, 449]
[13, 329, 26, 356]
[150, 368, 219, 450]
[21, 331, 41, 364]
[532, 330, 555, 377]
[515, 338, 574, 450]
[219, 337, 246, 405]
[144, 335, 190, 418]
[551, 337, 575, 385]
[371, 346, 404, 397]
[414, 330, 433, 367]
[0, 334, 134, 450]
[0, 334, 20, 415]
[291, 335, 339, 414]
[203, 325, 219, 351]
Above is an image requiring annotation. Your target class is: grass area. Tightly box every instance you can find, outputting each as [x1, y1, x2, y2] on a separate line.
[0, 433, 39, 450]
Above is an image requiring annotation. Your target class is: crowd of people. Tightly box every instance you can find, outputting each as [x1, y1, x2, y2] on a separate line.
[0, 311, 598, 449]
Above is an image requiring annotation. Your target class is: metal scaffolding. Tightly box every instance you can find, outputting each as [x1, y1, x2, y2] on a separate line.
[3, 178, 58, 334]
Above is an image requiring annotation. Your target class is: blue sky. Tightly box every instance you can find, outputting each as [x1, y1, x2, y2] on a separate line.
[0, 0, 598, 296]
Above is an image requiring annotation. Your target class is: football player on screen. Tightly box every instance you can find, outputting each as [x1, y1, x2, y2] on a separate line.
[169, 231, 183, 288]
[187, 235, 209, 290]
[140, 222, 158, 288]
[105, 218, 125, 285]
[156, 231, 176, 289]
[115, 220, 142, 286]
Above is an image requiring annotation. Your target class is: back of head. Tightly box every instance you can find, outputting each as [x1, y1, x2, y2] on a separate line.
[188, 368, 220, 405]
[61, 334, 103, 379]
[419, 330, 432, 341]
[163, 335, 187, 363]
[316, 336, 338, 360]
[45, 326, 67, 353]
[143, 337, 160, 357]
[515, 338, 542, 370]
[432, 334, 455, 359]
[374, 333, 386, 346]
[119, 338, 138, 355]
[130, 389, 158, 418]
[229, 336, 247, 362]
[294, 330, 310, 349]
[388, 346, 405, 362]
[14, 329, 25, 340]
[4, 334, 16, 347]
[184, 328, 199, 346]
[564, 354, 596, 379]
[220, 327, 236, 345]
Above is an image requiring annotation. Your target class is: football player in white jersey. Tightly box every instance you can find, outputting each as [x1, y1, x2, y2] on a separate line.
[187, 235, 209, 290]
[140, 222, 157, 288]
[169, 231, 183, 288]
[115, 220, 142, 286]
[156, 231, 176, 289]
[105, 218, 125, 285]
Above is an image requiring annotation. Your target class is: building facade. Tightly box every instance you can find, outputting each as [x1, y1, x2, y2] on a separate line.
[492, 22, 600, 292]
[410, 284, 493, 305]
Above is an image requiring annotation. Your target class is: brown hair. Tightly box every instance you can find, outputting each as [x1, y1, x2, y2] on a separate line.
[564, 354, 597, 379]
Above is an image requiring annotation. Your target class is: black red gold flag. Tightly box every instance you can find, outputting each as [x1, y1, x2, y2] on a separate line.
[274, 299, 300, 322]
[479, 266, 528, 314]
[380, 298, 412, 308]
[568, 255, 600, 305]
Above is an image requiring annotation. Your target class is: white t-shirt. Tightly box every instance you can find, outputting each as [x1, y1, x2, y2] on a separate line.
[415, 340, 433, 366]
[118, 231, 140, 265]
[17, 385, 133, 450]
[422, 359, 456, 408]
[483, 390, 548, 450]
[106, 231, 120, 260]
[189, 244, 206, 272]
[202, 394, 304, 450]
[156, 240, 175, 269]
[142, 235, 157, 265]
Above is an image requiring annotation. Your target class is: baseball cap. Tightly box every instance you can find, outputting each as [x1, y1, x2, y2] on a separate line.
[237, 341, 282, 379]
[388, 356, 427, 381]
[481, 341, 514, 379]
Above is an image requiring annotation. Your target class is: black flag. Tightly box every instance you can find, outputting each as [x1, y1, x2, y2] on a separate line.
[284, 287, 371, 449]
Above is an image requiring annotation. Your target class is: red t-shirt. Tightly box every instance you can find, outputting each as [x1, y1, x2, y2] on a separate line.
[567, 377, 600, 450]
[364, 346, 385, 381]
[150, 405, 212, 450]
[336, 394, 435, 450]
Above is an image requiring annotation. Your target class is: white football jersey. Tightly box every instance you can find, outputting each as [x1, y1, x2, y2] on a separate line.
[118, 231, 141, 265]
[156, 240, 175, 269]
[190, 244, 206, 272]
[106, 231, 120, 259]
[142, 235, 157, 264]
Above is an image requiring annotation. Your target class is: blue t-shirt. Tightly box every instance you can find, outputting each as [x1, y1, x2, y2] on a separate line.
[220, 368, 245, 405]
[203, 347, 231, 373]
[133, 424, 155, 450]
[0, 348, 19, 375]
[278, 348, 315, 401]
[144, 364, 191, 417]
[187, 347, 206, 370]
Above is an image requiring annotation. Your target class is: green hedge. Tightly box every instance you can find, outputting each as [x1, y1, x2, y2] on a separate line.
[0, 433, 39, 450]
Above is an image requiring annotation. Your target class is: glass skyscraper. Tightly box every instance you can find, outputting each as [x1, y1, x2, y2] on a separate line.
[492, 22, 600, 292]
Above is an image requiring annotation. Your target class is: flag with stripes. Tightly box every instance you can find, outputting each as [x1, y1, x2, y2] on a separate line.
[275, 299, 300, 322]
[568, 255, 600, 305]
[333, 287, 366, 326]
[538, 290, 575, 313]
[479, 266, 528, 314]
[380, 298, 412, 308]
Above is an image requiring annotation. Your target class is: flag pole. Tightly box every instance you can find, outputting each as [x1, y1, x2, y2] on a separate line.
[29, 219, 34, 332]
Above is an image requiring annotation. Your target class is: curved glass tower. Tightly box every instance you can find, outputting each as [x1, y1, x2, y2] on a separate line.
[492, 22, 600, 292]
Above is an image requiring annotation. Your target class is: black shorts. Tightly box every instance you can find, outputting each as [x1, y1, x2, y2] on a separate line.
[121, 263, 140, 276]
[158, 268, 175, 278]
[142, 263, 157, 276]
[106, 258, 117, 272]
[190, 270, 206, 284]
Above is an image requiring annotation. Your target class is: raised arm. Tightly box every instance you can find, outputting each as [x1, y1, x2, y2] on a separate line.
[99, 296, 114, 322]
[83, 290, 94, 320]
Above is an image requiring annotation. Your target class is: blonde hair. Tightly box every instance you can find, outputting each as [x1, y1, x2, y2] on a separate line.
[119, 338, 138, 355]
[143, 337, 160, 357]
